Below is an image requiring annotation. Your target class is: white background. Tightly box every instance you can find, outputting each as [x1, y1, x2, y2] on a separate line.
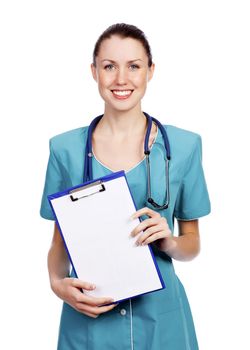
[0, 1, 249, 349]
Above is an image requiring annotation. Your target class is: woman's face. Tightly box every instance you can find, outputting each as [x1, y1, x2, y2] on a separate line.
[91, 35, 155, 113]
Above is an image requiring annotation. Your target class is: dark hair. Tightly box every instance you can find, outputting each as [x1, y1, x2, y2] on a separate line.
[93, 23, 153, 67]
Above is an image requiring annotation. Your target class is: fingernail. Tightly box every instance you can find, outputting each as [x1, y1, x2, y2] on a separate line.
[91, 284, 96, 289]
[130, 215, 135, 220]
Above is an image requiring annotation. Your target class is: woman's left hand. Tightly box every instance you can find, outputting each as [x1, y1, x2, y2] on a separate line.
[130, 207, 177, 253]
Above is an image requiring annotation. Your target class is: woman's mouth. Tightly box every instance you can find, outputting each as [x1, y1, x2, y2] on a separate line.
[111, 90, 133, 99]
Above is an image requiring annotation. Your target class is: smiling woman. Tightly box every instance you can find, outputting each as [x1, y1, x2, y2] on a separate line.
[40, 23, 211, 350]
[91, 34, 154, 114]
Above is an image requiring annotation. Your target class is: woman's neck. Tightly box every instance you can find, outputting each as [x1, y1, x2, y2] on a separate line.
[96, 107, 147, 139]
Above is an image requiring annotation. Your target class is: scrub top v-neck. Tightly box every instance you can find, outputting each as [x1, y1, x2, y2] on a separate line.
[91, 121, 159, 175]
[40, 122, 211, 350]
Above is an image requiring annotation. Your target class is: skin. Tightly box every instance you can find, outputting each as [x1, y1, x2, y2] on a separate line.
[48, 35, 200, 319]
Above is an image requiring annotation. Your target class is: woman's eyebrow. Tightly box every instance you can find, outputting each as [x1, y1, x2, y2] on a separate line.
[101, 59, 143, 63]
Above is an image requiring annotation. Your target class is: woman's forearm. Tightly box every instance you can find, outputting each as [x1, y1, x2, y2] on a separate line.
[163, 232, 200, 261]
[157, 220, 200, 261]
[47, 225, 70, 290]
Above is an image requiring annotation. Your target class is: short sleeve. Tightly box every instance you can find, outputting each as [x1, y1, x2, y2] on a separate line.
[174, 135, 211, 220]
[40, 139, 66, 220]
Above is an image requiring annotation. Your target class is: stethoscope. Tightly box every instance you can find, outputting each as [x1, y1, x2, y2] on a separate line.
[83, 112, 171, 210]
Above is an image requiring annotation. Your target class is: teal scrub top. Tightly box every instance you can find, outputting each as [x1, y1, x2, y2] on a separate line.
[40, 122, 211, 350]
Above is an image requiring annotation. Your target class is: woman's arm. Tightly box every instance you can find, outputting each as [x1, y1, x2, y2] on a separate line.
[48, 223, 118, 318]
[130, 207, 200, 261]
[161, 219, 200, 261]
[48, 223, 71, 286]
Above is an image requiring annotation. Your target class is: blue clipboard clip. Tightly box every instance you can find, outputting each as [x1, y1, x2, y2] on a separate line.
[69, 180, 106, 202]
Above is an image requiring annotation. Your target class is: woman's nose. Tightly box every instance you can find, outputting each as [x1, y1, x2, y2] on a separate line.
[116, 68, 127, 85]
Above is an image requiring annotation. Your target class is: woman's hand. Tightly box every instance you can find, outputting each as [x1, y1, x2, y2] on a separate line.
[49, 224, 118, 318]
[130, 207, 200, 261]
[130, 207, 176, 253]
[51, 277, 118, 318]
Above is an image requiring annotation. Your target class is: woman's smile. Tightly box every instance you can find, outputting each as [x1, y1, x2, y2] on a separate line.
[111, 89, 134, 99]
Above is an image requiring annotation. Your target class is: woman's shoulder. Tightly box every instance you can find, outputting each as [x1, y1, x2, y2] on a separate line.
[164, 124, 201, 139]
[49, 126, 88, 152]
[163, 124, 202, 151]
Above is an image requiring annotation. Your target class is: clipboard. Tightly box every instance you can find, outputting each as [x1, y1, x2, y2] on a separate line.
[48, 170, 165, 303]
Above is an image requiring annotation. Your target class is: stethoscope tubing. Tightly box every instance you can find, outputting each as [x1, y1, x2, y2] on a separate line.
[83, 112, 171, 210]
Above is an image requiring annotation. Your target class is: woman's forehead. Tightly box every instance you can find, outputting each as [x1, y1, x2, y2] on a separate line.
[97, 36, 147, 61]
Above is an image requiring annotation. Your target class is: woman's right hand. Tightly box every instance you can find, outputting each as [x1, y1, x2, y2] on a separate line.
[51, 277, 118, 318]
[48, 224, 118, 318]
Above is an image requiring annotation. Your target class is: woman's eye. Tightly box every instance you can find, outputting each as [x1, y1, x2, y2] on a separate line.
[104, 64, 139, 71]
[130, 64, 139, 70]
[104, 64, 115, 71]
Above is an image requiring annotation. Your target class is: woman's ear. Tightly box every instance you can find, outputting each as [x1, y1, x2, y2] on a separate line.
[147, 62, 155, 82]
[91, 63, 97, 82]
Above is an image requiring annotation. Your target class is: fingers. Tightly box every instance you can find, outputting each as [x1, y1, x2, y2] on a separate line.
[131, 216, 169, 238]
[60, 278, 119, 318]
[72, 284, 118, 317]
[130, 210, 172, 246]
[71, 278, 96, 291]
[131, 206, 161, 220]
[76, 302, 118, 318]
[75, 292, 115, 307]
[135, 228, 166, 246]
[70, 279, 114, 306]
[130, 217, 161, 237]
[130, 207, 166, 238]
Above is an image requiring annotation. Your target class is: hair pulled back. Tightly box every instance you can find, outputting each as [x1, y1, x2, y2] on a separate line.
[93, 23, 153, 67]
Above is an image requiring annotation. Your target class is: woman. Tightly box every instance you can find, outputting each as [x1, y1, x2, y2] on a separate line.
[40, 23, 211, 350]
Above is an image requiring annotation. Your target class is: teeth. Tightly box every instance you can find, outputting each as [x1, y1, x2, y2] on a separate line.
[112, 90, 132, 96]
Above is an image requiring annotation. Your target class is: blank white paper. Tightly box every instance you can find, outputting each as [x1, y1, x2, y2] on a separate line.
[50, 174, 163, 302]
